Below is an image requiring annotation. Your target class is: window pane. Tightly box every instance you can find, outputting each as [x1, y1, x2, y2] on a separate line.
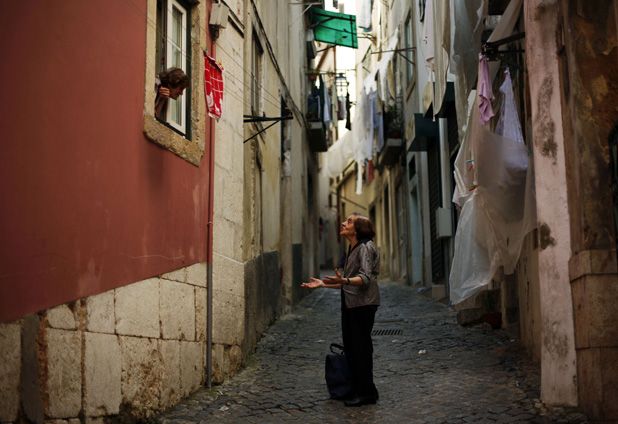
[405, 19, 412, 82]
[171, 6, 183, 68]
[164, 0, 187, 133]
[170, 98, 182, 125]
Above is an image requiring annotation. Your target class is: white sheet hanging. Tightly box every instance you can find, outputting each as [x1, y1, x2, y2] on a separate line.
[432, 0, 451, 117]
[377, 28, 399, 106]
[356, 160, 363, 195]
[450, 94, 536, 304]
[357, 0, 372, 30]
[495, 68, 524, 145]
[323, 85, 332, 124]
[423, 0, 435, 69]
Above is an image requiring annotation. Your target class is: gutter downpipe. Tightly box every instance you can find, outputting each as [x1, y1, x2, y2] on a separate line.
[206, 41, 216, 390]
[438, 117, 451, 280]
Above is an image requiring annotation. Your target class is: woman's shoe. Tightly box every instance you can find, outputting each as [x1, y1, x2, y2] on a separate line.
[344, 395, 377, 407]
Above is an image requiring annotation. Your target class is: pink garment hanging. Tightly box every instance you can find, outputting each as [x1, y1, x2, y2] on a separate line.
[204, 52, 224, 121]
[478, 53, 494, 125]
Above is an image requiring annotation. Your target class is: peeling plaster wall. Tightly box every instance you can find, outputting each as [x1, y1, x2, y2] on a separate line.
[561, 1, 618, 254]
[525, 0, 578, 406]
[559, 1, 618, 420]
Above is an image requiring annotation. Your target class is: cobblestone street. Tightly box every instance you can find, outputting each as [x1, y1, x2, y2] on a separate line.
[159, 281, 589, 424]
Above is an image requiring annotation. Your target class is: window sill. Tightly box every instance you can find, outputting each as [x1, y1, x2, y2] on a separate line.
[142, 0, 207, 167]
[144, 115, 204, 166]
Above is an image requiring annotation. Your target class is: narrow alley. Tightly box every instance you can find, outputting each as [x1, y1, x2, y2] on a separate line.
[1, 2, 617, 423]
[159, 280, 588, 424]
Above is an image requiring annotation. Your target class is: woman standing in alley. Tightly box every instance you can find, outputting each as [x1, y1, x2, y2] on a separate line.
[302, 213, 380, 407]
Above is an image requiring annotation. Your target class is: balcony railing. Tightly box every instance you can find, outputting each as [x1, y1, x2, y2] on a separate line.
[378, 95, 404, 167]
[306, 85, 329, 152]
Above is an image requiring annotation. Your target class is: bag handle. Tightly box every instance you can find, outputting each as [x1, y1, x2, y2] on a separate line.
[330, 343, 345, 354]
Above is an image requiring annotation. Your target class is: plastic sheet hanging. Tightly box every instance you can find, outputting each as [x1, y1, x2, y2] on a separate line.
[449, 77, 536, 305]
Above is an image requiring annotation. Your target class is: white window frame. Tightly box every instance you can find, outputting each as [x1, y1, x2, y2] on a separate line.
[405, 15, 413, 84]
[404, 12, 416, 98]
[251, 30, 263, 115]
[165, 0, 188, 133]
[143, 0, 207, 167]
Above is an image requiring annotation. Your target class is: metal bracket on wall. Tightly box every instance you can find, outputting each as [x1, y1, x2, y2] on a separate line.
[482, 32, 525, 69]
[243, 115, 294, 143]
[372, 47, 416, 66]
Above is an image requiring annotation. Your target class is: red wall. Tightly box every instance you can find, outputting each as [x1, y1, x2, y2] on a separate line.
[0, 1, 212, 322]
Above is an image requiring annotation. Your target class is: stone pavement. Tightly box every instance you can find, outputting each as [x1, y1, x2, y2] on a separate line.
[158, 281, 589, 424]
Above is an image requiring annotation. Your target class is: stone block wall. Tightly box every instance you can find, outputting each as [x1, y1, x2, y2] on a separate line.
[570, 249, 618, 421]
[0, 262, 219, 423]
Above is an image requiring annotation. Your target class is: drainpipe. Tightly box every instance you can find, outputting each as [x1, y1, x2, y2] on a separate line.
[388, 172, 395, 279]
[438, 117, 452, 280]
[206, 41, 217, 390]
[438, 118, 451, 209]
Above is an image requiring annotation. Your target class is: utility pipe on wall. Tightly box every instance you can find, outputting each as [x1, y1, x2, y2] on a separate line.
[438, 117, 451, 209]
[206, 35, 217, 390]
[438, 117, 452, 281]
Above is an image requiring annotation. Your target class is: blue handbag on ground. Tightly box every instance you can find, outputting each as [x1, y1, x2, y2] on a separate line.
[325, 343, 353, 399]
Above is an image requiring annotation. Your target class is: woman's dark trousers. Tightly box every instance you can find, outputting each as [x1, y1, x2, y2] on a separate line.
[341, 302, 378, 398]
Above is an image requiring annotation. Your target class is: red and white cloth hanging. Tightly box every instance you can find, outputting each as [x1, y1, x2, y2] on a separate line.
[204, 51, 224, 121]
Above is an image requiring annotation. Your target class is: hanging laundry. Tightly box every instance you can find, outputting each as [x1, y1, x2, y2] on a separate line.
[357, 0, 372, 31]
[495, 68, 524, 145]
[332, 89, 339, 125]
[356, 160, 363, 195]
[323, 85, 332, 124]
[338, 96, 346, 121]
[204, 52, 224, 121]
[387, 60, 396, 106]
[377, 28, 399, 106]
[367, 159, 375, 184]
[345, 92, 351, 130]
[318, 75, 324, 120]
[307, 85, 320, 120]
[363, 90, 376, 159]
[374, 95, 385, 153]
[422, 0, 435, 69]
[478, 53, 494, 125]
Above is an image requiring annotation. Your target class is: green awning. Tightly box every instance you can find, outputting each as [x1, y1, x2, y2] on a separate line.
[308, 8, 358, 49]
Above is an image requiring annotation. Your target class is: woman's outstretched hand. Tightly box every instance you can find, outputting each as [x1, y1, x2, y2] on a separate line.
[301, 277, 324, 289]
[323, 268, 343, 285]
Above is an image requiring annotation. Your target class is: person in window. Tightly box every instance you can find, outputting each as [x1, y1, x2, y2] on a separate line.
[302, 213, 380, 407]
[155, 67, 189, 120]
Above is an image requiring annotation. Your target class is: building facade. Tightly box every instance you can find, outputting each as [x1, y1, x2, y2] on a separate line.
[321, 0, 618, 421]
[0, 0, 320, 422]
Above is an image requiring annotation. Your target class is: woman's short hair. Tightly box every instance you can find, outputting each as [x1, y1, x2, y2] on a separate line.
[159, 67, 189, 89]
[352, 213, 376, 239]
